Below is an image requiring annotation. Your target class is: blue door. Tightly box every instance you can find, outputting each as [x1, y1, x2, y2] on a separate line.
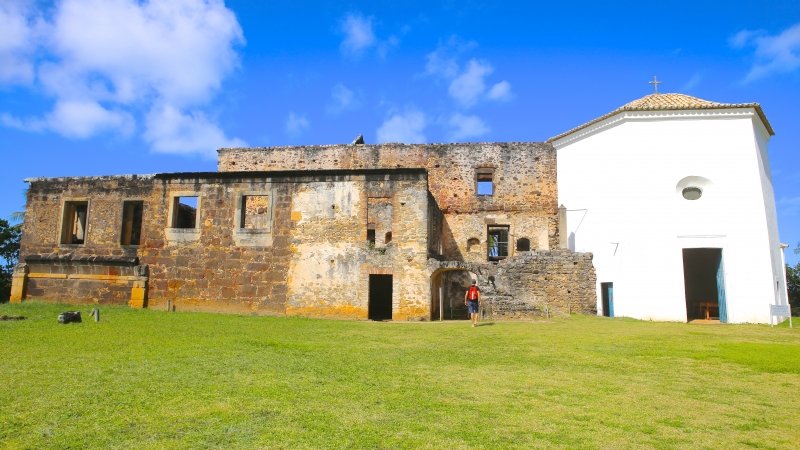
[601, 282, 614, 317]
[716, 253, 727, 323]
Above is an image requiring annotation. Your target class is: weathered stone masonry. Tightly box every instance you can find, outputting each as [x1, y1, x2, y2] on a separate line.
[13, 141, 597, 319]
[14, 169, 431, 319]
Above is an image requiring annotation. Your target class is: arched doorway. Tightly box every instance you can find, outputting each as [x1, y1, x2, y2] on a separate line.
[430, 269, 477, 321]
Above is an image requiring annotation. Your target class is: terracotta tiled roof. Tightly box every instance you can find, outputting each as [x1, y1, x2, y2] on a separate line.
[549, 93, 774, 142]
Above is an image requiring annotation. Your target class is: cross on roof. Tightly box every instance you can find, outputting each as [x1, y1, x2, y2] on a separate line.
[649, 76, 662, 94]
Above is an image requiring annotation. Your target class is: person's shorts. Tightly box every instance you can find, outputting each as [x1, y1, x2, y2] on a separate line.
[467, 300, 479, 314]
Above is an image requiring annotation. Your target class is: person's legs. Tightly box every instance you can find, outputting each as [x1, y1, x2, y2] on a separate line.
[467, 301, 478, 326]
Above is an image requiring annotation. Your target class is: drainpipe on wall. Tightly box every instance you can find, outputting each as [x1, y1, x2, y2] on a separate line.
[558, 205, 568, 249]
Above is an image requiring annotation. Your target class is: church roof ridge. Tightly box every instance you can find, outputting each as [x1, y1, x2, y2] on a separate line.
[549, 93, 774, 143]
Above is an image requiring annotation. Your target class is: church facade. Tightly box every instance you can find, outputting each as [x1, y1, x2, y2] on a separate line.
[10, 93, 789, 323]
[552, 93, 787, 323]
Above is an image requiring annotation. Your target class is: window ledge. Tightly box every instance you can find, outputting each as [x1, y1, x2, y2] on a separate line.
[234, 229, 272, 247]
[165, 228, 200, 243]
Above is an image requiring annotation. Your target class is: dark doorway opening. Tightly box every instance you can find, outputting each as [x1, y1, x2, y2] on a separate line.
[368, 274, 393, 321]
[601, 282, 614, 317]
[430, 270, 474, 320]
[682, 248, 727, 322]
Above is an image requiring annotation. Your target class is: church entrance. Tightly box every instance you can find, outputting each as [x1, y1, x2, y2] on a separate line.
[682, 248, 727, 322]
[368, 274, 393, 321]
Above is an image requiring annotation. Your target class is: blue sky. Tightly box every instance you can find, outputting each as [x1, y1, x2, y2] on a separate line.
[1, 0, 799, 263]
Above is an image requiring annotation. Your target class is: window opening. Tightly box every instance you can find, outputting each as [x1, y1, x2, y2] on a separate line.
[682, 187, 702, 200]
[487, 225, 509, 260]
[172, 196, 198, 229]
[121, 201, 143, 246]
[516, 237, 531, 252]
[241, 195, 269, 229]
[476, 170, 494, 196]
[367, 225, 376, 246]
[61, 201, 88, 244]
[385, 231, 392, 244]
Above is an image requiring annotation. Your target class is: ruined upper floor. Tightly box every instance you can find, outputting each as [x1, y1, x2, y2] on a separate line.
[218, 142, 557, 216]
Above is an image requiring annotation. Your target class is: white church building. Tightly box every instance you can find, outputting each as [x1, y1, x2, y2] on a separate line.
[551, 92, 788, 323]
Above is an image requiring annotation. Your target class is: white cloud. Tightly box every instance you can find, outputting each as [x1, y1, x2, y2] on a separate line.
[448, 113, 489, 141]
[2, 100, 135, 138]
[730, 30, 759, 48]
[144, 104, 245, 158]
[338, 12, 400, 60]
[339, 12, 376, 57]
[0, 0, 246, 156]
[48, 0, 244, 105]
[376, 110, 427, 143]
[328, 83, 359, 114]
[487, 80, 513, 102]
[449, 59, 493, 107]
[285, 112, 310, 136]
[49, 100, 135, 138]
[376, 35, 399, 59]
[425, 36, 476, 78]
[425, 38, 512, 108]
[731, 23, 800, 82]
[0, 1, 38, 84]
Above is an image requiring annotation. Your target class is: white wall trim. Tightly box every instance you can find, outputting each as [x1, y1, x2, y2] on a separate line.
[552, 108, 761, 148]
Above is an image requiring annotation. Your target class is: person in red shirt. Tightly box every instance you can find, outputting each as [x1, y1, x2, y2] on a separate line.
[464, 280, 481, 327]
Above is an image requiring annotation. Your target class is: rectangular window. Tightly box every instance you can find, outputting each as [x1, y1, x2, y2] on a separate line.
[487, 225, 509, 260]
[476, 170, 494, 196]
[240, 195, 270, 229]
[61, 201, 88, 245]
[120, 201, 143, 246]
[367, 197, 392, 249]
[171, 196, 198, 229]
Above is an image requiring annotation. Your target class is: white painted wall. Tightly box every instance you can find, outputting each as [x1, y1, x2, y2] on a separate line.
[554, 108, 784, 323]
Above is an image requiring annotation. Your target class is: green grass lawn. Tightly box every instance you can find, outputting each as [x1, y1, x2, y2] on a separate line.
[1, 303, 799, 449]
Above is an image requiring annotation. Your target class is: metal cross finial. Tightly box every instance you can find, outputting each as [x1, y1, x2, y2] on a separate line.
[649, 76, 662, 94]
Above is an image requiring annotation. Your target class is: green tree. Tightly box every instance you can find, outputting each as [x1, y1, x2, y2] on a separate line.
[788, 243, 800, 316]
[0, 219, 21, 302]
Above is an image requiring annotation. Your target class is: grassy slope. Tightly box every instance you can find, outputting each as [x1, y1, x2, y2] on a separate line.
[1, 303, 799, 449]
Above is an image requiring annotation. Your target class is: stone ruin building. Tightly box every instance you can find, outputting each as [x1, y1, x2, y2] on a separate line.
[10, 141, 596, 320]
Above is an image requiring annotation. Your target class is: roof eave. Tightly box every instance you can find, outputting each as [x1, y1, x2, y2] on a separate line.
[549, 104, 775, 145]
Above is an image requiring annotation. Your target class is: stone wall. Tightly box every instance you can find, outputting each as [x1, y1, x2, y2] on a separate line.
[20, 255, 145, 305]
[429, 250, 596, 319]
[219, 142, 559, 260]
[15, 170, 431, 319]
[14, 141, 597, 320]
[15, 175, 154, 306]
[19, 175, 154, 260]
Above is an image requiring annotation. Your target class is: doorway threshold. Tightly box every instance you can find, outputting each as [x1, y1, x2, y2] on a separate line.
[689, 319, 721, 325]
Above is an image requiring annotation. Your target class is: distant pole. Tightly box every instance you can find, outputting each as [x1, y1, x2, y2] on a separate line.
[649, 76, 662, 93]
[439, 285, 443, 322]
